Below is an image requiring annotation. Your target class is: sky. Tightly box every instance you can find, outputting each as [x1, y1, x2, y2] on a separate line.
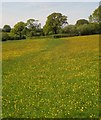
[1, 2, 99, 28]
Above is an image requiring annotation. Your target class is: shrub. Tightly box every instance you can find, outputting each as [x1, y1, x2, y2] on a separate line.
[52, 34, 76, 38]
[76, 23, 99, 35]
[2, 32, 10, 41]
[9, 33, 26, 40]
[62, 25, 77, 35]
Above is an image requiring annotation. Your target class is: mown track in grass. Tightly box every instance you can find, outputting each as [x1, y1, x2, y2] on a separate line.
[2, 35, 99, 118]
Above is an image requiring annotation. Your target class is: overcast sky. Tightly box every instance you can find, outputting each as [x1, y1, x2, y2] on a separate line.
[1, 2, 99, 28]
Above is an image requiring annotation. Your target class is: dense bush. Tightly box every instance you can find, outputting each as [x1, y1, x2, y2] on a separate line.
[62, 25, 78, 35]
[60, 23, 100, 37]
[2, 20, 100, 41]
[2, 32, 10, 41]
[52, 34, 76, 38]
[76, 23, 99, 35]
[1, 32, 26, 41]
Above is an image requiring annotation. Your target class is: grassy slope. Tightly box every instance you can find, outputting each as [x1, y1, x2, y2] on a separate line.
[2, 35, 99, 118]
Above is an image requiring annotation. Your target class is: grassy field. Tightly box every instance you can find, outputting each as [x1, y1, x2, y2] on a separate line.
[2, 35, 99, 118]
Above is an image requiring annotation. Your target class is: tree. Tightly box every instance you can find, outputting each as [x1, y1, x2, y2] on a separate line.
[26, 19, 41, 36]
[43, 12, 67, 35]
[75, 19, 89, 26]
[11, 21, 26, 39]
[27, 19, 36, 30]
[22, 27, 30, 37]
[89, 5, 101, 23]
[2, 25, 11, 32]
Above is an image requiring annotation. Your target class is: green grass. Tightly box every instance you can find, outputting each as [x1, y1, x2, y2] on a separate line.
[2, 35, 99, 118]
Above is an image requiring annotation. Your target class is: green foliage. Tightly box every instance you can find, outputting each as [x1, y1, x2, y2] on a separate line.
[62, 25, 77, 35]
[2, 25, 11, 32]
[27, 19, 41, 30]
[10, 21, 26, 39]
[52, 34, 76, 38]
[61, 22, 99, 36]
[75, 19, 89, 26]
[2, 32, 10, 41]
[26, 19, 42, 37]
[22, 27, 30, 37]
[92, 22, 100, 34]
[43, 12, 67, 35]
[76, 23, 99, 35]
[89, 5, 101, 23]
[62, 23, 100, 36]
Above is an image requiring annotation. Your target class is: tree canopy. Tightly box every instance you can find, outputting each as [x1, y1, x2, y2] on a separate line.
[43, 12, 67, 35]
[89, 5, 101, 23]
[26, 19, 41, 36]
[75, 19, 89, 26]
[11, 21, 26, 39]
[2, 25, 11, 32]
[27, 19, 41, 30]
[62, 25, 77, 34]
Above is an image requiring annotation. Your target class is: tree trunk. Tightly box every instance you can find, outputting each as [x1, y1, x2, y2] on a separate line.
[54, 28, 57, 34]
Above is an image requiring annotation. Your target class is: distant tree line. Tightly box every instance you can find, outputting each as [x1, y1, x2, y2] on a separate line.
[1, 5, 101, 41]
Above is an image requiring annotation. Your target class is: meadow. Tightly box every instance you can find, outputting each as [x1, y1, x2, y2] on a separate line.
[2, 35, 99, 118]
